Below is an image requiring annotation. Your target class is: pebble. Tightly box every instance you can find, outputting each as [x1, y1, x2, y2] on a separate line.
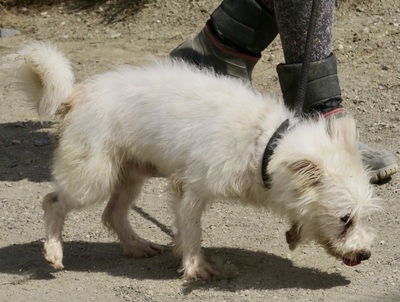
[110, 32, 121, 39]
[355, 5, 364, 12]
[0, 28, 20, 37]
[34, 139, 49, 147]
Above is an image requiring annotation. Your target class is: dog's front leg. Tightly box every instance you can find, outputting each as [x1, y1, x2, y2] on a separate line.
[176, 191, 218, 280]
[102, 172, 162, 257]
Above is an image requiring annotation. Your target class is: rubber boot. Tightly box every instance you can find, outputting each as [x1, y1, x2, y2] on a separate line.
[170, 0, 278, 84]
[276, 53, 398, 183]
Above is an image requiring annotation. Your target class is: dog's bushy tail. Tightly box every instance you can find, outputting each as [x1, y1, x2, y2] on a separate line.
[14, 42, 74, 119]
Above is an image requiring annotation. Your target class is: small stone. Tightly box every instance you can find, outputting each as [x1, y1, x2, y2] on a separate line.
[34, 139, 49, 147]
[355, 5, 364, 12]
[0, 28, 20, 37]
[110, 32, 121, 39]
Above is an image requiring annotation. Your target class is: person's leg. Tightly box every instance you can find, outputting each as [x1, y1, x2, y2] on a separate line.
[170, 0, 278, 84]
[274, 0, 339, 113]
[274, 0, 397, 182]
[274, 0, 333, 65]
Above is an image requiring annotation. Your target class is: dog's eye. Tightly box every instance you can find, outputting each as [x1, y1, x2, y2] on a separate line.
[340, 214, 351, 224]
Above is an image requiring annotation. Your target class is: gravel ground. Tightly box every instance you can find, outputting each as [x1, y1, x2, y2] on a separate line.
[0, 1, 399, 301]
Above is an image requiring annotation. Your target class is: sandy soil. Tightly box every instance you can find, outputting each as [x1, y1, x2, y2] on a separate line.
[0, 0, 399, 301]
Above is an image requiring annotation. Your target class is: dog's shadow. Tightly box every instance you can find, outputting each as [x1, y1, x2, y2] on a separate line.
[0, 121, 54, 182]
[0, 240, 350, 291]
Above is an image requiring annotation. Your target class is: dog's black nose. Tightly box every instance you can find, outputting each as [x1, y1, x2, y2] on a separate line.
[358, 250, 371, 261]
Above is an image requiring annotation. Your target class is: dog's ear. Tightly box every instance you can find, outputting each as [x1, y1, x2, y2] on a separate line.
[326, 115, 359, 150]
[286, 224, 303, 250]
[287, 159, 322, 187]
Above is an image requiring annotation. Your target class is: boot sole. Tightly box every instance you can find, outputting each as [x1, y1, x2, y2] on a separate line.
[370, 163, 398, 184]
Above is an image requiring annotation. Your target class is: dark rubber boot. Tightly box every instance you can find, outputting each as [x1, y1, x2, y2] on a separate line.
[170, 0, 278, 84]
[277, 53, 343, 114]
[170, 23, 260, 85]
[276, 53, 398, 183]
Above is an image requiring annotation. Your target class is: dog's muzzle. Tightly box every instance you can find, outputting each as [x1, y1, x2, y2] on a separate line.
[342, 250, 371, 266]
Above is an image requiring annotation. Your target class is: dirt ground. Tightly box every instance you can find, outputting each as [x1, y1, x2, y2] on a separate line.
[0, 0, 399, 301]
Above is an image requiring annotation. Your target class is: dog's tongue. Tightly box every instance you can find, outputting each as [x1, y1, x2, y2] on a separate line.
[343, 258, 361, 266]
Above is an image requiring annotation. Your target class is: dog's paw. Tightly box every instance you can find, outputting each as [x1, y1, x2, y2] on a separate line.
[43, 240, 64, 269]
[182, 258, 219, 280]
[122, 240, 163, 258]
[45, 257, 64, 270]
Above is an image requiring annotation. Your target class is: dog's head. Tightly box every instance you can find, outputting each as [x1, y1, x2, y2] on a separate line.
[269, 115, 380, 266]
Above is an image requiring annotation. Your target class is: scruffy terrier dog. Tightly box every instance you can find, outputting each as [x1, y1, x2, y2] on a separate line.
[13, 42, 379, 280]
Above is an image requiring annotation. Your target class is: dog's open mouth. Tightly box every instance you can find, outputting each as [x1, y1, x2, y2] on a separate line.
[342, 257, 361, 266]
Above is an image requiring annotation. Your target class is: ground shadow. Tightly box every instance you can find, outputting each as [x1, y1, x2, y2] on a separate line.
[0, 121, 54, 182]
[0, 240, 350, 291]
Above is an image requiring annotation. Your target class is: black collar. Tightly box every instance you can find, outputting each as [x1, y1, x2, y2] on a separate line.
[261, 119, 290, 189]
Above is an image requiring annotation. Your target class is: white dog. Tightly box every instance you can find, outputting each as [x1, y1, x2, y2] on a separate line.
[13, 42, 379, 280]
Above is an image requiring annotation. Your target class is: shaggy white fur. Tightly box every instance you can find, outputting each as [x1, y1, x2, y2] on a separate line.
[14, 42, 379, 280]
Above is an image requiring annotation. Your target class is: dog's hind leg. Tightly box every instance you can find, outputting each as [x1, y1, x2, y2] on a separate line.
[169, 178, 184, 257]
[174, 189, 218, 280]
[102, 166, 162, 258]
[42, 192, 69, 269]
